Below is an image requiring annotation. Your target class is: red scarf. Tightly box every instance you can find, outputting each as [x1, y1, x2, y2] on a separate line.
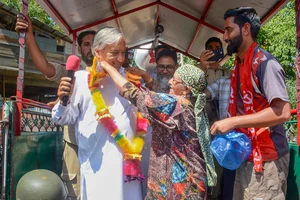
[228, 42, 270, 172]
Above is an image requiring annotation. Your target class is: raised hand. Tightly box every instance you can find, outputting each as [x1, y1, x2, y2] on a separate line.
[199, 50, 216, 71]
[15, 14, 33, 35]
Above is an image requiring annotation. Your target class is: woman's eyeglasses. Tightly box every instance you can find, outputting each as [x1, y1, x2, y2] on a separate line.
[157, 64, 176, 72]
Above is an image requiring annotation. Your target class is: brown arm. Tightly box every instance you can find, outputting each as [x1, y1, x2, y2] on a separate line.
[16, 15, 56, 78]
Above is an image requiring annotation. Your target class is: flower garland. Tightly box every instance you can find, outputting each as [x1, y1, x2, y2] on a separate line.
[86, 57, 148, 182]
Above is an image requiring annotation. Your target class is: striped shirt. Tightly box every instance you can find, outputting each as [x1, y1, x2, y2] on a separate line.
[206, 77, 231, 120]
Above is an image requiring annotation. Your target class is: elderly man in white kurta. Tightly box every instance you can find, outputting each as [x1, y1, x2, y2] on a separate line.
[52, 27, 151, 200]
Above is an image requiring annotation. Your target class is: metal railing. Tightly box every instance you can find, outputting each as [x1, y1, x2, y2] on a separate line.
[285, 120, 298, 143]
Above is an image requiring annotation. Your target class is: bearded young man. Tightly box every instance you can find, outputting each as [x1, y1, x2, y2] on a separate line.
[210, 7, 291, 200]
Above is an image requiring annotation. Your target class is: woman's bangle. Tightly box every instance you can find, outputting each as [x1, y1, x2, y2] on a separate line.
[145, 77, 153, 84]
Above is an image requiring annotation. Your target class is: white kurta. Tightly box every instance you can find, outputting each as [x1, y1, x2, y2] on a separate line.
[52, 68, 151, 200]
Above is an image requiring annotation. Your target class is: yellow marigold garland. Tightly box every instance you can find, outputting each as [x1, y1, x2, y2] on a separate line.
[87, 57, 148, 182]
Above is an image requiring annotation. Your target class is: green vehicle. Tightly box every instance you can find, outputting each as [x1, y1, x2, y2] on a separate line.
[1, 0, 300, 199]
[0, 98, 64, 199]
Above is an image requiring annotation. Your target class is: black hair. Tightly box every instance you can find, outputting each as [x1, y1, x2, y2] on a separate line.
[77, 30, 96, 46]
[154, 44, 170, 57]
[224, 7, 261, 40]
[156, 49, 177, 64]
[205, 37, 223, 50]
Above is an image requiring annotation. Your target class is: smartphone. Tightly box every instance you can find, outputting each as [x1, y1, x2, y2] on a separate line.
[208, 48, 224, 62]
[123, 50, 135, 68]
[123, 50, 131, 68]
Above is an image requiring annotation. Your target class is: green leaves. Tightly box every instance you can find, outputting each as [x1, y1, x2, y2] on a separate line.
[286, 79, 297, 108]
[1, 0, 64, 33]
[257, 0, 297, 107]
[257, 0, 296, 79]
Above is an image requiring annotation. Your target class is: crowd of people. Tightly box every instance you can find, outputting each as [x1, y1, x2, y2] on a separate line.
[15, 6, 291, 200]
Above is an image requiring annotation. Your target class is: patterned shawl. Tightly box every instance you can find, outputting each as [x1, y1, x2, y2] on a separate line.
[176, 64, 217, 187]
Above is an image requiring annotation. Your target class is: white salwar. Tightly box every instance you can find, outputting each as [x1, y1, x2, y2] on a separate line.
[52, 68, 151, 200]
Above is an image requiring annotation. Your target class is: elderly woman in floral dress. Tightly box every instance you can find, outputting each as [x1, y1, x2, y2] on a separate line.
[101, 61, 216, 200]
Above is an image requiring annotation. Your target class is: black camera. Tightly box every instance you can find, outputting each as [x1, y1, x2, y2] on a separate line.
[208, 48, 224, 62]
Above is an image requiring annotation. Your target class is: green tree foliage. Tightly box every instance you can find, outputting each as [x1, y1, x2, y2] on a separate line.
[183, 55, 199, 66]
[253, 0, 297, 107]
[286, 79, 297, 108]
[257, 0, 296, 79]
[0, 0, 64, 33]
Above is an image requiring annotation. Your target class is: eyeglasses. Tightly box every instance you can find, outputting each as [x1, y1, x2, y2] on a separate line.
[157, 64, 176, 72]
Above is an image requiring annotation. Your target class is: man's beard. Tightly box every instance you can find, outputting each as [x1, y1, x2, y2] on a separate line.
[226, 31, 243, 56]
[156, 73, 172, 93]
[81, 51, 93, 66]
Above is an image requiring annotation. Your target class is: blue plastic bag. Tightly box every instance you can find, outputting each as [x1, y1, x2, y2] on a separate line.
[210, 130, 252, 170]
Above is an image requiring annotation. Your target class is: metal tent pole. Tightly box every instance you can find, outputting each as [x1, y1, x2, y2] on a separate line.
[15, 0, 28, 136]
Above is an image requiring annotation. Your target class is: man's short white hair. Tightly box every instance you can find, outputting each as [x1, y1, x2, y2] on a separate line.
[92, 26, 123, 56]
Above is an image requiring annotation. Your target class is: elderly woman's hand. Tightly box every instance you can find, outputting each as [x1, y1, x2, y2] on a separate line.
[100, 61, 131, 90]
[100, 61, 114, 72]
